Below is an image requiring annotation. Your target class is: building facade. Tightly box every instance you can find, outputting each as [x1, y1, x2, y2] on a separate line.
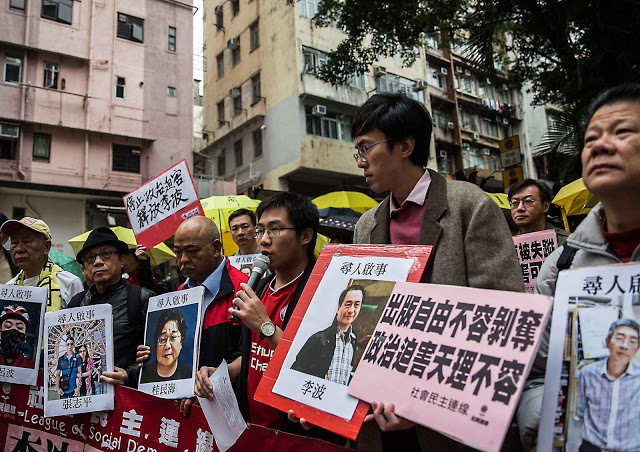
[0, 0, 193, 255]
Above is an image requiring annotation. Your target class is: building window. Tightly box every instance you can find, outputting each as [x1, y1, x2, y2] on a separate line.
[4, 56, 22, 84]
[112, 144, 140, 173]
[300, 0, 318, 17]
[232, 0, 239, 16]
[425, 33, 440, 50]
[456, 74, 477, 96]
[253, 129, 262, 158]
[167, 86, 176, 97]
[251, 73, 261, 103]
[216, 52, 224, 77]
[10, 0, 25, 11]
[427, 67, 447, 90]
[215, 5, 223, 30]
[458, 108, 480, 132]
[168, 26, 176, 51]
[234, 140, 242, 167]
[41, 0, 72, 24]
[32, 133, 51, 163]
[250, 21, 259, 51]
[231, 37, 241, 65]
[305, 106, 352, 142]
[117, 13, 144, 43]
[482, 118, 499, 137]
[115, 76, 125, 99]
[303, 47, 327, 74]
[348, 73, 365, 89]
[217, 152, 225, 176]
[233, 89, 242, 115]
[43, 62, 59, 89]
[375, 72, 425, 102]
[432, 109, 452, 130]
[0, 123, 19, 160]
[217, 100, 225, 124]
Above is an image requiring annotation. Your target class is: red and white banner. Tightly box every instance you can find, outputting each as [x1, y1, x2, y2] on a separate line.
[123, 160, 204, 249]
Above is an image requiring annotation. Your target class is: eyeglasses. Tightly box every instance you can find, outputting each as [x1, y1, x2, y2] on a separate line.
[83, 249, 116, 265]
[509, 199, 539, 209]
[254, 227, 297, 239]
[353, 138, 392, 162]
[79, 349, 87, 353]
[157, 334, 182, 346]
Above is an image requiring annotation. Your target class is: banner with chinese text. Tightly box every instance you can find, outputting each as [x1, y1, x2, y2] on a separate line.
[512, 230, 558, 293]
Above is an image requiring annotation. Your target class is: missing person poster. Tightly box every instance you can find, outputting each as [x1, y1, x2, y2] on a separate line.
[139, 287, 204, 399]
[538, 263, 640, 452]
[512, 230, 558, 293]
[229, 253, 261, 276]
[348, 282, 551, 452]
[44, 304, 114, 417]
[255, 244, 433, 440]
[123, 159, 204, 249]
[0, 285, 47, 385]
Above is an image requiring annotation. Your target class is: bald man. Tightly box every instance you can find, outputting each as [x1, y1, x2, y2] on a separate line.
[137, 216, 247, 413]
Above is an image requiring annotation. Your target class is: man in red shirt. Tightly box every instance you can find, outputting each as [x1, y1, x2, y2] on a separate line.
[195, 193, 319, 431]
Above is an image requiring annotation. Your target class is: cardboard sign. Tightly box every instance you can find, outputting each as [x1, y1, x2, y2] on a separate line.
[229, 253, 262, 276]
[123, 159, 204, 249]
[512, 230, 558, 293]
[539, 263, 640, 452]
[254, 244, 432, 440]
[348, 282, 551, 452]
[0, 285, 47, 386]
[139, 287, 204, 399]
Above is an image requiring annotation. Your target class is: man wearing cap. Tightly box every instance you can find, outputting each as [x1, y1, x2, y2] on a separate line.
[1, 217, 83, 311]
[0, 304, 35, 368]
[0, 213, 20, 283]
[70, 227, 153, 387]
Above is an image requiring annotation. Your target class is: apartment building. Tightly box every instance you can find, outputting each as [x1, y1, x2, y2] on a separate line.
[0, 0, 193, 255]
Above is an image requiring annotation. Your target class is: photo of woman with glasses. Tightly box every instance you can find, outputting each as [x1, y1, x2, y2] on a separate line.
[140, 309, 192, 383]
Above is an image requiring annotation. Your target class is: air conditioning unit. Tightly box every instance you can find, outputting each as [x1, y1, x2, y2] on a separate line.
[374, 66, 387, 77]
[227, 38, 239, 49]
[439, 150, 448, 158]
[483, 148, 491, 156]
[215, 5, 223, 14]
[312, 105, 327, 116]
[131, 148, 141, 156]
[446, 121, 455, 130]
[472, 132, 480, 141]
[440, 67, 448, 75]
[502, 118, 509, 125]
[462, 142, 470, 149]
[456, 66, 463, 73]
[414, 80, 428, 91]
[464, 69, 471, 76]
[229, 87, 241, 98]
[0, 124, 19, 138]
[502, 84, 508, 91]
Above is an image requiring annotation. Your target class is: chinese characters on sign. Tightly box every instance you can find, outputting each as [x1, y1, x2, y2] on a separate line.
[512, 230, 558, 293]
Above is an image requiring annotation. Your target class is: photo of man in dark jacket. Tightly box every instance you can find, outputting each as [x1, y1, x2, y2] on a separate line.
[291, 285, 364, 385]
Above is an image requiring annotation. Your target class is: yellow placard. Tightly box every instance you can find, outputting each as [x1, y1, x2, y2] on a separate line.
[499, 135, 520, 153]
[502, 166, 524, 189]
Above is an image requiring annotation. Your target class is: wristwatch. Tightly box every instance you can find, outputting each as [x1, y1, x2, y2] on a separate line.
[259, 321, 276, 340]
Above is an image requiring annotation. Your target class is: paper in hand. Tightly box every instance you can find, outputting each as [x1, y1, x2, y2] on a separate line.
[197, 360, 247, 452]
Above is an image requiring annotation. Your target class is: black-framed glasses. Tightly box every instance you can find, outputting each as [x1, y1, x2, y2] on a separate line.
[509, 199, 539, 209]
[83, 249, 116, 265]
[254, 227, 297, 239]
[66, 342, 74, 346]
[157, 334, 182, 346]
[353, 138, 392, 162]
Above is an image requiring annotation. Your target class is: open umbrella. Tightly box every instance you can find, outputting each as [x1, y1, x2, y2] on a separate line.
[48, 249, 83, 280]
[317, 207, 362, 239]
[313, 191, 378, 214]
[314, 233, 330, 258]
[200, 195, 261, 255]
[68, 226, 176, 266]
[485, 192, 510, 210]
[553, 178, 599, 231]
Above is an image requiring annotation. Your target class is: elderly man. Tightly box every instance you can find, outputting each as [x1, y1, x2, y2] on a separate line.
[0, 213, 19, 283]
[1, 217, 83, 311]
[577, 319, 640, 452]
[68, 227, 152, 388]
[292, 285, 364, 385]
[508, 178, 568, 244]
[229, 209, 260, 256]
[517, 83, 640, 450]
[0, 304, 35, 368]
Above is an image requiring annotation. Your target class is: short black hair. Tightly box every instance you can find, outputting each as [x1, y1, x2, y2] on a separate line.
[154, 310, 188, 345]
[508, 179, 553, 204]
[256, 192, 319, 259]
[338, 285, 366, 307]
[587, 83, 640, 124]
[351, 92, 432, 166]
[228, 208, 257, 227]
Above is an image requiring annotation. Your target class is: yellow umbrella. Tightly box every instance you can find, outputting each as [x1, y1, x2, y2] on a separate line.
[552, 178, 599, 231]
[314, 233, 330, 258]
[485, 192, 510, 210]
[313, 191, 378, 215]
[68, 226, 176, 266]
[200, 195, 261, 255]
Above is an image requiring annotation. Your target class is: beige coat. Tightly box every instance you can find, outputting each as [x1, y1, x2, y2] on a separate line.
[354, 170, 524, 451]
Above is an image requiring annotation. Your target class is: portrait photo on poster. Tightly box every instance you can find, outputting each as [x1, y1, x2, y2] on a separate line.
[44, 304, 114, 417]
[0, 285, 47, 385]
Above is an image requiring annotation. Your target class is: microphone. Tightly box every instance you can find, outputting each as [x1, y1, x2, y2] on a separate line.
[231, 254, 270, 324]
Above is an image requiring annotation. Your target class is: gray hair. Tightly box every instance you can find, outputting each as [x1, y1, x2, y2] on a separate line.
[607, 318, 640, 341]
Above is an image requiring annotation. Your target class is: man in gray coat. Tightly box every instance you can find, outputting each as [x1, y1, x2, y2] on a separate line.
[351, 93, 524, 450]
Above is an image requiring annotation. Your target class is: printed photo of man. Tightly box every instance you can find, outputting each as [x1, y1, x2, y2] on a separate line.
[55, 337, 82, 399]
[291, 285, 364, 385]
[0, 304, 35, 368]
[577, 318, 640, 452]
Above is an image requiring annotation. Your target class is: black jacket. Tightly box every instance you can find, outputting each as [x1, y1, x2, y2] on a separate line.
[291, 318, 357, 380]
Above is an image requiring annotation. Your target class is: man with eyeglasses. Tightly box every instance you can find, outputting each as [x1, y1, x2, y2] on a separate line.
[140, 310, 191, 383]
[69, 227, 153, 388]
[350, 93, 524, 450]
[229, 209, 260, 256]
[507, 179, 568, 244]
